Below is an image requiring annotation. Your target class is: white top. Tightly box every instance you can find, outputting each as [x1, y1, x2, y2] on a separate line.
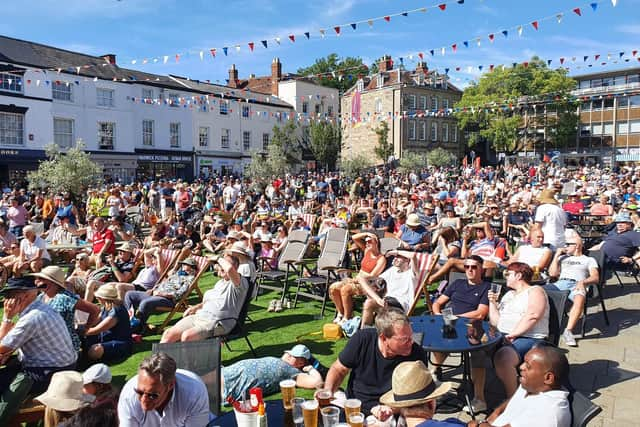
[498, 286, 549, 339]
[118, 369, 209, 427]
[558, 255, 598, 281]
[493, 385, 570, 427]
[381, 266, 417, 313]
[517, 245, 551, 268]
[21, 236, 50, 261]
[534, 204, 567, 248]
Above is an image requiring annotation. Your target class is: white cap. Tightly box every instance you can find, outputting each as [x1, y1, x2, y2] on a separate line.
[82, 363, 112, 385]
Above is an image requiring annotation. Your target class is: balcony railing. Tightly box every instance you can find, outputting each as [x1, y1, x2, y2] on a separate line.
[571, 82, 640, 97]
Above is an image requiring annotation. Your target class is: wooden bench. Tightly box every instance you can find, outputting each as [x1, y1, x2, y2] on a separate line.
[8, 399, 45, 427]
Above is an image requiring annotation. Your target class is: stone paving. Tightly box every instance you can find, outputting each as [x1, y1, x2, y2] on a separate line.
[434, 276, 640, 426]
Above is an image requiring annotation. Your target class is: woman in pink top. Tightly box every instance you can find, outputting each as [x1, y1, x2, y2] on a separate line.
[7, 197, 28, 237]
[589, 194, 614, 217]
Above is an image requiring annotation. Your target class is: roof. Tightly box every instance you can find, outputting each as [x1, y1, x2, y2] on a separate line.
[234, 73, 316, 94]
[571, 66, 640, 81]
[343, 68, 462, 96]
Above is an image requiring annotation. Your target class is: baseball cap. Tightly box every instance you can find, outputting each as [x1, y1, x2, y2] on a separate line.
[82, 363, 112, 384]
[285, 344, 311, 360]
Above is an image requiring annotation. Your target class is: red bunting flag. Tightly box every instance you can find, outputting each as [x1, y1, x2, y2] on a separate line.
[334, 26, 341, 35]
[489, 64, 494, 71]
[418, 52, 424, 60]
[523, 61, 529, 68]
[175, 54, 180, 63]
[455, 67, 461, 71]
[573, 8, 582, 16]
[452, 44, 457, 52]
[289, 34, 295, 42]
[560, 57, 565, 64]
[248, 42, 254, 51]
[438, 4, 446, 10]
[210, 48, 216, 58]
[595, 54, 600, 60]
[633, 50, 638, 57]
[531, 21, 539, 30]
[384, 16, 390, 22]
[488, 34, 495, 42]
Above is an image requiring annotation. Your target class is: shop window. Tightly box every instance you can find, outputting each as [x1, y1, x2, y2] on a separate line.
[54, 118, 74, 148]
[97, 122, 115, 150]
[0, 72, 23, 94]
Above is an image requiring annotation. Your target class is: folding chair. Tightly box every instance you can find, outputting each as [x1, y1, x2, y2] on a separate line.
[570, 391, 602, 427]
[152, 338, 223, 416]
[219, 279, 257, 357]
[156, 255, 211, 331]
[157, 248, 182, 281]
[545, 288, 570, 346]
[302, 214, 317, 233]
[294, 227, 349, 316]
[379, 236, 401, 255]
[407, 252, 439, 315]
[583, 250, 610, 337]
[256, 230, 310, 303]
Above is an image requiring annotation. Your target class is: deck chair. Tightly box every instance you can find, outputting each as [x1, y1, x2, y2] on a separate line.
[570, 391, 602, 427]
[379, 236, 401, 254]
[219, 278, 257, 357]
[155, 248, 182, 282]
[156, 255, 211, 330]
[583, 250, 610, 337]
[256, 229, 310, 303]
[152, 338, 223, 416]
[293, 227, 349, 316]
[545, 288, 570, 346]
[407, 252, 439, 316]
[302, 214, 317, 233]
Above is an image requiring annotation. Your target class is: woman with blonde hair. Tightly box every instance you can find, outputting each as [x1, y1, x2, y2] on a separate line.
[35, 370, 95, 427]
[84, 284, 132, 362]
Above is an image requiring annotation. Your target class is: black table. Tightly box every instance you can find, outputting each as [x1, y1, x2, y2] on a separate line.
[211, 400, 290, 427]
[410, 315, 503, 411]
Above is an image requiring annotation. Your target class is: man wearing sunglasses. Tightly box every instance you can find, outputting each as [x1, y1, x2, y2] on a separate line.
[118, 352, 209, 426]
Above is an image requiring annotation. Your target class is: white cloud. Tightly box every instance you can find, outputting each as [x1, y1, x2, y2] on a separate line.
[322, 0, 357, 18]
[617, 24, 640, 35]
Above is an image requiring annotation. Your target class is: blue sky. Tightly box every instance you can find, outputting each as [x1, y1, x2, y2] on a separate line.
[1, 0, 639, 88]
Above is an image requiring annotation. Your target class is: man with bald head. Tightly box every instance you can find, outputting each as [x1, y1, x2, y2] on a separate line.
[468, 345, 571, 427]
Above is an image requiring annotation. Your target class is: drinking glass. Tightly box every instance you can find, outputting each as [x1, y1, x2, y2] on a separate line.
[280, 379, 296, 409]
[348, 412, 365, 427]
[302, 399, 319, 427]
[292, 397, 305, 427]
[344, 399, 361, 421]
[321, 406, 340, 427]
[490, 283, 502, 296]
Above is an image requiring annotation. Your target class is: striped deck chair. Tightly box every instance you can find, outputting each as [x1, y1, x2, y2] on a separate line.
[157, 248, 182, 281]
[156, 254, 211, 331]
[407, 252, 439, 316]
[302, 214, 317, 233]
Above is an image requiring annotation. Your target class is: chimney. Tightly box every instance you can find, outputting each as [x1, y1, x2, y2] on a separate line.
[102, 54, 117, 65]
[271, 57, 282, 96]
[415, 61, 429, 75]
[228, 64, 239, 88]
[378, 55, 393, 72]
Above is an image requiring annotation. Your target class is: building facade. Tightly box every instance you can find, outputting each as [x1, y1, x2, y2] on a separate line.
[340, 56, 463, 163]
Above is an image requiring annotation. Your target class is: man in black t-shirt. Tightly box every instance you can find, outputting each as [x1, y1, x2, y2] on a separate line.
[324, 308, 427, 415]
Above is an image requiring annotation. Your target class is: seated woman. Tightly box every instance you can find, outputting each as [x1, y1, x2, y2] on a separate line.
[589, 194, 614, 217]
[437, 205, 462, 232]
[111, 248, 161, 300]
[258, 239, 277, 271]
[84, 284, 132, 362]
[329, 232, 386, 324]
[66, 252, 95, 296]
[0, 241, 20, 272]
[35, 371, 95, 427]
[432, 226, 461, 264]
[395, 213, 430, 252]
[487, 262, 549, 398]
[13, 225, 51, 276]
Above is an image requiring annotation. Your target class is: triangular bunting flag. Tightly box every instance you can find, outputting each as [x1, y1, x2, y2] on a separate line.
[441, 47, 446, 55]
[547, 59, 553, 66]
[288, 34, 295, 42]
[418, 52, 424, 60]
[248, 42, 254, 51]
[334, 26, 341, 35]
[523, 61, 529, 68]
[633, 50, 638, 57]
[619, 52, 625, 58]
[304, 32, 310, 39]
[478, 65, 483, 71]
[573, 8, 582, 16]
[611, 0, 617, 6]
[367, 20, 373, 28]
[445, 68, 450, 74]
[502, 30, 508, 38]
[517, 25, 523, 36]
[319, 30, 325, 38]
[595, 54, 600, 60]
[175, 54, 180, 63]
[457, 0, 464, 3]
[560, 58, 565, 64]
[590, 2, 598, 11]
[163, 55, 169, 64]
[429, 50, 434, 56]
[489, 64, 494, 71]
[452, 44, 457, 52]
[531, 21, 539, 30]
[261, 40, 268, 48]
[455, 67, 461, 71]
[401, 12, 408, 17]
[199, 51, 204, 61]
[584, 55, 588, 62]
[463, 41, 469, 48]
[488, 34, 495, 42]
[223, 47, 228, 56]
[210, 48, 217, 57]
[556, 13, 563, 23]
[350, 23, 356, 30]
[438, 4, 446, 11]
[476, 38, 481, 47]
[384, 16, 390, 22]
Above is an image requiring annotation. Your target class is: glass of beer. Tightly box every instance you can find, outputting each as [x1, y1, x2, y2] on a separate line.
[280, 379, 296, 410]
[348, 412, 365, 427]
[302, 399, 319, 427]
[315, 389, 333, 407]
[344, 398, 361, 420]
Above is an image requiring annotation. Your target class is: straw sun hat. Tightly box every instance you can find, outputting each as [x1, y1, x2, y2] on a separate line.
[379, 361, 453, 408]
[94, 284, 119, 301]
[36, 371, 95, 412]
[537, 189, 558, 205]
[30, 266, 66, 288]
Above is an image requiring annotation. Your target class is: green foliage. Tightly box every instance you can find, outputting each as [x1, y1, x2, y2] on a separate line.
[27, 141, 102, 197]
[374, 121, 393, 164]
[309, 121, 341, 172]
[339, 154, 372, 179]
[245, 121, 301, 182]
[297, 53, 371, 93]
[454, 57, 578, 154]
[426, 147, 457, 168]
[399, 151, 427, 173]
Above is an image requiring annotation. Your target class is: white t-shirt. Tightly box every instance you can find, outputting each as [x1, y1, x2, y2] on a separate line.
[534, 203, 567, 248]
[21, 236, 51, 261]
[381, 266, 417, 313]
[558, 255, 598, 281]
[493, 385, 570, 427]
[517, 245, 551, 268]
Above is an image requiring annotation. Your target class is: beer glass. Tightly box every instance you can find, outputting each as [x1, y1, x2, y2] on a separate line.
[280, 379, 296, 409]
[315, 389, 333, 407]
[348, 412, 365, 427]
[302, 399, 319, 427]
[344, 398, 361, 420]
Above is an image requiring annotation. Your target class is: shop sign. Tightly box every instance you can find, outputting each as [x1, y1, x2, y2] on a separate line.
[199, 159, 213, 165]
[138, 155, 192, 163]
[0, 149, 20, 156]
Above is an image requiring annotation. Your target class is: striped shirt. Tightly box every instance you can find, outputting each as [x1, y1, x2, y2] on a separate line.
[1, 299, 77, 368]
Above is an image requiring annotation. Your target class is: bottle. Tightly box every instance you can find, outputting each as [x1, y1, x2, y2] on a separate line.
[257, 402, 268, 427]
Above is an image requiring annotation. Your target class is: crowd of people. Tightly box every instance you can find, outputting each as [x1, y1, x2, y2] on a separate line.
[1, 160, 638, 426]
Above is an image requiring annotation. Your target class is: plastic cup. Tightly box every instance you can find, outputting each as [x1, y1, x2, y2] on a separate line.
[233, 409, 258, 427]
[442, 307, 454, 326]
[280, 379, 296, 409]
[302, 399, 319, 427]
[292, 397, 305, 427]
[321, 406, 340, 427]
[344, 399, 361, 421]
[491, 283, 502, 295]
[316, 389, 333, 407]
[348, 412, 365, 427]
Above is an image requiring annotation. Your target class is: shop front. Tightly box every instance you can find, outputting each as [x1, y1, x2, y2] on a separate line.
[90, 152, 138, 184]
[195, 152, 244, 178]
[136, 149, 194, 182]
[0, 148, 47, 187]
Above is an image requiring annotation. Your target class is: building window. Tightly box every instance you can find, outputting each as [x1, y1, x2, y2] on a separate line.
[580, 125, 591, 136]
[581, 101, 591, 111]
[602, 122, 614, 135]
[407, 95, 416, 110]
[199, 126, 209, 147]
[52, 81, 72, 101]
[419, 96, 427, 110]
[221, 128, 230, 148]
[442, 98, 449, 109]
[302, 101, 308, 114]
[591, 123, 603, 135]
[375, 98, 383, 113]
[442, 123, 449, 142]
[603, 98, 614, 109]
[431, 122, 438, 141]
[431, 96, 438, 110]
[418, 121, 426, 140]
[0, 112, 24, 146]
[592, 99, 603, 111]
[356, 79, 364, 92]
[315, 103, 321, 115]
[408, 120, 416, 140]
[617, 122, 628, 135]
[97, 122, 115, 150]
[142, 88, 154, 100]
[242, 105, 250, 118]
[220, 100, 228, 115]
[142, 120, 154, 146]
[169, 93, 180, 107]
[452, 126, 458, 142]
[630, 120, 640, 133]
[328, 105, 334, 116]
[96, 88, 115, 107]
[377, 74, 384, 88]
[170, 122, 180, 147]
[262, 133, 269, 151]
[54, 118, 74, 148]
[0, 72, 23, 94]
[243, 131, 251, 151]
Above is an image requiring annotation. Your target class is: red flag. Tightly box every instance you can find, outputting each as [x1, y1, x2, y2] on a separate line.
[248, 42, 254, 51]
[452, 44, 457, 52]
[384, 16, 390, 22]
[560, 57, 565, 64]
[474, 157, 481, 170]
[418, 52, 424, 60]
[175, 54, 180, 63]
[595, 54, 600, 60]
[438, 4, 446, 11]
[523, 61, 529, 68]
[210, 48, 216, 57]
[334, 26, 341, 35]
[488, 34, 495, 42]
[633, 50, 638, 57]
[531, 21, 539, 30]
[288, 34, 295, 42]
[573, 8, 582, 16]
[489, 64, 494, 71]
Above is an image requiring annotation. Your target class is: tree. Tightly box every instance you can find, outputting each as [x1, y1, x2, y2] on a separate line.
[339, 154, 372, 179]
[297, 53, 372, 94]
[374, 121, 393, 164]
[398, 151, 427, 173]
[427, 147, 457, 168]
[245, 121, 301, 183]
[309, 121, 341, 172]
[455, 57, 578, 154]
[27, 141, 102, 197]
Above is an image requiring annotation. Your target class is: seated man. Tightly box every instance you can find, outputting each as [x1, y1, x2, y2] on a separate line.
[85, 242, 136, 302]
[359, 250, 419, 328]
[505, 227, 552, 272]
[0, 221, 17, 257]
[0, 277, 77, 425]
[431, 255, 490, 412]
[221, 344, 324, 401]
[160, 255, 248, 342]
[89, 217, 115, 267]
[468, 346, 571, 427]
[13, 225, 51, 276]
[118, 352, 209, 426]
[547, 233, 599, 347]
[591, 211, 640, 272]
[323, 308, 427, 415]
[125, 258, 197, 332]
[396, 213, 430, 252]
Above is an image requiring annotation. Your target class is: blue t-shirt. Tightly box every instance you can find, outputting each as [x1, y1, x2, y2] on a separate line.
[417, 419, 466, 427]
[100, 305, 131, 343]
[222, 357, 301, 401]
[443, 279, 490, 316]
[400, 224, 429, 248]
[161, 187, 175, 208]
[602, 229, 640, 261]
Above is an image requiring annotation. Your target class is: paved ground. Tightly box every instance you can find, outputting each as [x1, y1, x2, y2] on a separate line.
[434, 276, 640, 426]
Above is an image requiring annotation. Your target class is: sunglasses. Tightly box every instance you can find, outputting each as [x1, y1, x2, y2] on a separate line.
[133, 388, 161, 400]
[565, 243, 577, 247]
[464, 264, 480, 270]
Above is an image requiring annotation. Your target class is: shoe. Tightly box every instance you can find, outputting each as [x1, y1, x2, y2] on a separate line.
[274, 300, 284, 313]
[267, 299, 277, 312]
[333, 314, 343, 324]
[562, 329, 577, 347]
[463, 398, 487, 414]
[283, 297, 292, 309]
